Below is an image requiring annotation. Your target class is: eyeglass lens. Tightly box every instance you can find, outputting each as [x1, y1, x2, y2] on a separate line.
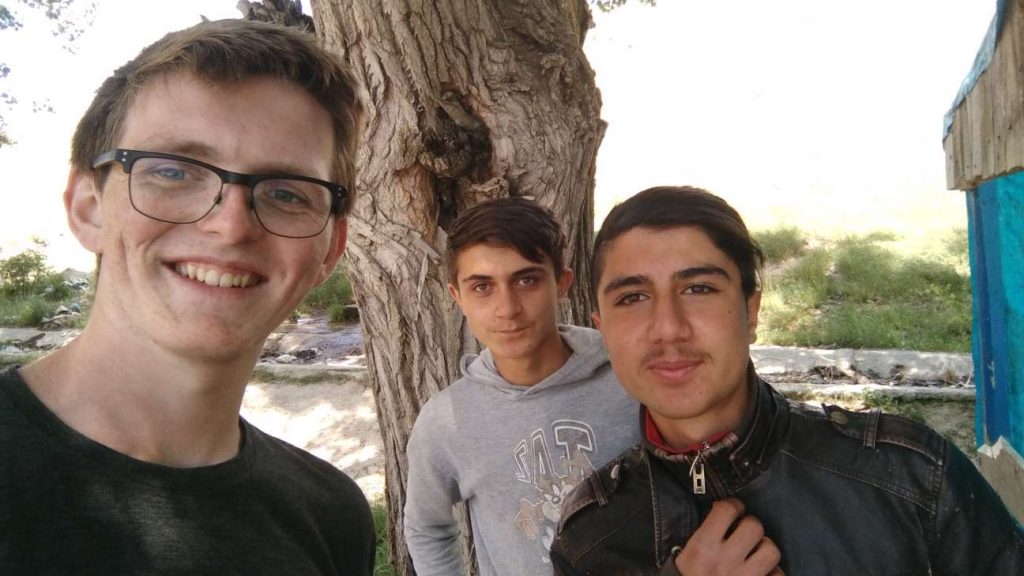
[127, 156, 333, 238]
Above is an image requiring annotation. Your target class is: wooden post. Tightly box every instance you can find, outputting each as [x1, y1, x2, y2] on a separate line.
[945, 0, 1024, 521]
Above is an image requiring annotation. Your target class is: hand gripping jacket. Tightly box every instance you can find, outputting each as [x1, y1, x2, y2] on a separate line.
[550, 377, 1024, 575]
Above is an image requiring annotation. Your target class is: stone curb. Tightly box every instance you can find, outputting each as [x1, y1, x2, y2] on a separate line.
[2, 326, 974, 386]
[251, 362, 368, 385]
[751, 345, 972, 381]
[773, 382, 975, 402]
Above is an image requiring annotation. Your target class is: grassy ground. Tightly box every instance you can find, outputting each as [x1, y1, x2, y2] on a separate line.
[372, 505, 396, 576]
[754, 226, 971, 352]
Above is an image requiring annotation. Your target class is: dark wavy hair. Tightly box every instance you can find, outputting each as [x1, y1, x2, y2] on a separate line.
[447, 198, 567, 284]
[592, 186, 763, 298]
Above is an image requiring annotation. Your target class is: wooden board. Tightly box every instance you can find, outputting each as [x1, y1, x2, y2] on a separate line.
[946, 0, 1024, 190]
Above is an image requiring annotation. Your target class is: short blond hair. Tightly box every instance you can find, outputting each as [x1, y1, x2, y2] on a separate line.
[71, 19, 362, 214]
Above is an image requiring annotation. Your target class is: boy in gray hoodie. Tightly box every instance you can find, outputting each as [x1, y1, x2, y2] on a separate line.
[404, 198, 639, 575]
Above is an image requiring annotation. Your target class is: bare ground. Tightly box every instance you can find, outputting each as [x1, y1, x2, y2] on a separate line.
[240, 378, 385, 503]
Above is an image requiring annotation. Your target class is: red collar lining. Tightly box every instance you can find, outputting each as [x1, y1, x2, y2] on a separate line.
[644, 410, 731, 455]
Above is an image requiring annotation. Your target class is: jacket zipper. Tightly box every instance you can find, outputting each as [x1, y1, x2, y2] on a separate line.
[688, 442, 711, 495]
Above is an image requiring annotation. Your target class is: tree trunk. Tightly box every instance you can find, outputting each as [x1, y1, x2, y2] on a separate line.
[310, 1, 604, 573]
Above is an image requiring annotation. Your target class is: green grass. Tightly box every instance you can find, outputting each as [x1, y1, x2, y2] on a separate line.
[758, 227, 971, 352]
[0, 294, 57, 327]
[752, 225, 807, 263]
[297, 265, 354, 322]
[372, 504, 395, 576]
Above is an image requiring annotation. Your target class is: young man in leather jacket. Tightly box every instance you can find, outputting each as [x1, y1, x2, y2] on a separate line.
[551, 186, 1024, 575]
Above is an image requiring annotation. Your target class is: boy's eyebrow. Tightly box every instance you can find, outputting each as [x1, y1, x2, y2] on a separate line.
[460, 273, 493, 284]
[601, 274, 649, 295]
[675, 265, 730, 281]
[511, 265, 549, 277]
[459, 265, 548, 285]
[601, 265, 731, 295]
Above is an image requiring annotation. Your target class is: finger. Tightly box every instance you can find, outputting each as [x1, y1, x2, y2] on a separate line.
[698, 498, 746, 540]
[729, 515, 766, 547]
[744, 537, 782, 576]
[719, 516, 766, 565]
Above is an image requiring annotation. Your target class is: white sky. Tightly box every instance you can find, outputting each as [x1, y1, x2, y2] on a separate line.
[0, 0, 995, 270]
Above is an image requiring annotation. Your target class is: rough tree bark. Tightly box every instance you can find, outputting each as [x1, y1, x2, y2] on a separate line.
[310, 1, 604, 573]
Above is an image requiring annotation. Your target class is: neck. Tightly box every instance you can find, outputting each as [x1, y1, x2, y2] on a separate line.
[650, 370, 753, 450]
[493, 332, 572, 386]
[20, 318, 261, 468]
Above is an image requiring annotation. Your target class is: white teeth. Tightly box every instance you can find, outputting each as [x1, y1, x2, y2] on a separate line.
[204, 269, 219, 286]
[174, 262, 256, 289]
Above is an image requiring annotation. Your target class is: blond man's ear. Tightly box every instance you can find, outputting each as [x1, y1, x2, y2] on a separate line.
[65, 169, 104, 255]
[314, 218, 349, 286]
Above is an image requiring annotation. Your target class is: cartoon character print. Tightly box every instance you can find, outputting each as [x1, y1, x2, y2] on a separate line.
[512, 421, 597, 564]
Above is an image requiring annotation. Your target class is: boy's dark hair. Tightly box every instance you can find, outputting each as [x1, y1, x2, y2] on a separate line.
[447, 198, 567, 284]
[71, 18, 362, 215]
[592, 186, 764, 298]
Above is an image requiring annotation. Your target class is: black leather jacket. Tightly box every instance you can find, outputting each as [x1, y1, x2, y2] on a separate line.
[551, 376, 1024, 575]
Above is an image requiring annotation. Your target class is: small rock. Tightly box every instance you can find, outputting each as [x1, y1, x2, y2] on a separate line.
[341, 305, 360, 322]
[36, 330, 79, 350]
[0, 328, 45, 346]
[294, 349, 318, 361]
[275, 354, 297, 364]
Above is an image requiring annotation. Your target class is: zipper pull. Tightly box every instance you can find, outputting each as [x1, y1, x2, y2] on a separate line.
[689, 442, 710, 495]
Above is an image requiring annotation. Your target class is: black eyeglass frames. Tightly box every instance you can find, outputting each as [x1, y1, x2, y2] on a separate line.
[91, 149, 347, 239]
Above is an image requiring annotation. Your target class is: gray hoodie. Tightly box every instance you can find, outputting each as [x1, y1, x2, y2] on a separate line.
[404, 325, 640, 576]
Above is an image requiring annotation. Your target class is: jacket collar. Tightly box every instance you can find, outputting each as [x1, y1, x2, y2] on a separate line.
[640, 366, 789, 567]
[642, 364, 789, 497]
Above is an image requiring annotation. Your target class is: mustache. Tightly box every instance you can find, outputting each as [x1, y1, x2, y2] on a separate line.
[640, 347, 709, 367]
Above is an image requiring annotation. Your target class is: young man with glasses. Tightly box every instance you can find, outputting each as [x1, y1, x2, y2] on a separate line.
[0, 19, 375, 574]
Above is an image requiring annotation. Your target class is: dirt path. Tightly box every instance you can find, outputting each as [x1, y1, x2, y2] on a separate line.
[240, 379, 385, 503]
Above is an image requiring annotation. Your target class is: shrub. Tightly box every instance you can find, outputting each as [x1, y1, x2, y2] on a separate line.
[753, 225, 807, 263]
[0, 244, 52, 297]
[944, 227, 969, 270]
[757, 230, 972, 352]
[16, 297, 54, 327]
[830, 238, 896, 303]
[298, 266, 355, 319]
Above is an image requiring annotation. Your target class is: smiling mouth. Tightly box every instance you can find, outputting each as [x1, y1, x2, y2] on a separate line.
[173, 262, 262, 288]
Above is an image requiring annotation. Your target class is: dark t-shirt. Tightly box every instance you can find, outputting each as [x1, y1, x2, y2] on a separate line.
[0, 367, 375, 575]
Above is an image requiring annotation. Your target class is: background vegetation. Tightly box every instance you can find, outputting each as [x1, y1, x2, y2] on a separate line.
[754, 226, 972, 352]
[0, 226, 973, 353]
[0, 238, 79, 327]
[296, 264, 355, 323]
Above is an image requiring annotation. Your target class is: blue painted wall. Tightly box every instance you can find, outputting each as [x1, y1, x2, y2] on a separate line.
[967, 174, 1024, 449]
